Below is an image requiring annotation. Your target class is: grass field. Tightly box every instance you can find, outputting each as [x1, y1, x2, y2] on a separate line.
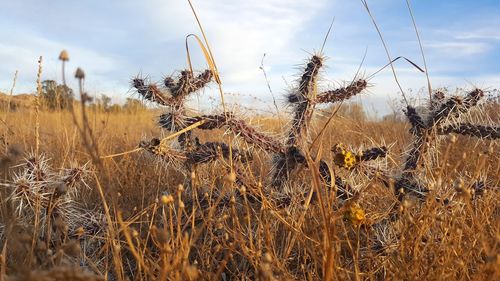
[0, 76, 498, 280]
[0, 2, 499, 278]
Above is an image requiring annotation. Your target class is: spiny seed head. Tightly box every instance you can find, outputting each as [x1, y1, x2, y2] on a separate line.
[164, 76, 175, 89]
[59, 50, 69, 61]
[309, 55, 323, 69]
[75, 67, 85, 79]
[132, 78, 145, 89]
[433, 91, 445, 100]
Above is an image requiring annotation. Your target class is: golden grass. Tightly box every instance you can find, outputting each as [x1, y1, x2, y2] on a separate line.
[0, 105, 498, 280]
[1, 1, 498, 278]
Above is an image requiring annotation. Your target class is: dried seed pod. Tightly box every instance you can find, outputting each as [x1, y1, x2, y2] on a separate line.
[58, 50, 69, 61]
[74, 67, 85, 79]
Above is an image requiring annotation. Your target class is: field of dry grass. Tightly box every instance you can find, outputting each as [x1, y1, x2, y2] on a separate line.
[0, 4, 499, 275]
[0, 69, 499, 281]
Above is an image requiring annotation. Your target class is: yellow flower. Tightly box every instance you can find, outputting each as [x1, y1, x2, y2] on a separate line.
[332, 144, 357, 169]
[343, 151, 356, 169]
[344, 204, 365, 226]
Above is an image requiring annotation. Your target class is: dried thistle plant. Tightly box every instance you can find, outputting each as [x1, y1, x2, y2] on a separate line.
[395, 89, 498, 200]
[133, 53, 388, 207]
[1, 153, 105, 268]
[271, 55, 381, 196]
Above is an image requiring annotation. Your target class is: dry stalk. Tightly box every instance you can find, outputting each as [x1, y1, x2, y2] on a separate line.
[35, 57, 43, 156]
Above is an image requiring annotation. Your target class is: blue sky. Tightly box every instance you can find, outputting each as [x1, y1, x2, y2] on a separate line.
[1, 0, 499, 115]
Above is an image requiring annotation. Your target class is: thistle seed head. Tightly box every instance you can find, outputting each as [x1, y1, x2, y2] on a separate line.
[59, 50, 69, 61]
[75, 67, 85, 79]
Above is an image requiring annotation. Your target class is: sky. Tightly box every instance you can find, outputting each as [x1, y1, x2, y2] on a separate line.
[1, 0, 499, 116]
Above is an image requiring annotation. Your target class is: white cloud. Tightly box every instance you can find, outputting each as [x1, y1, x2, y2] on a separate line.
[140, 0, 329, 94]
[454, 30, 500, 41]
[425, 41, 491, 57]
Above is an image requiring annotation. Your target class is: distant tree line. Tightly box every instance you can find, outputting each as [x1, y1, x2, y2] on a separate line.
[38, 80, 146, 113]
[40, 80, 74, 110]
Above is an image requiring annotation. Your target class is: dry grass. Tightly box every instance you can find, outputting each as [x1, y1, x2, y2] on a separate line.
[0, 93, 498, 280]
[0, 7, 499, 276]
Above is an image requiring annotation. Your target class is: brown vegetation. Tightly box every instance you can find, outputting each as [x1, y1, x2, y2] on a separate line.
[0, 7, 499, 278]
[0, 60, 498, 281]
